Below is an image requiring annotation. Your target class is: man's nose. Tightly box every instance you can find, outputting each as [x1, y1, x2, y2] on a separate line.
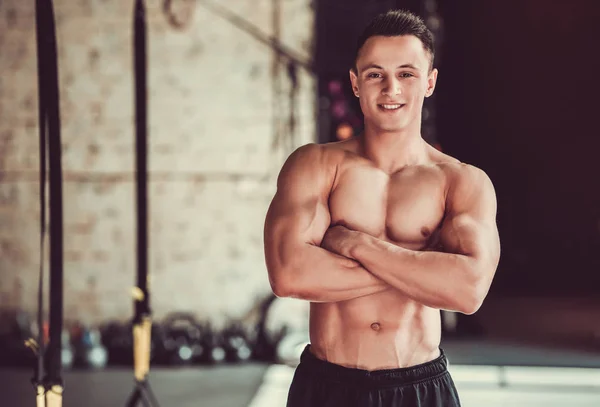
[382, 78, 401, 96]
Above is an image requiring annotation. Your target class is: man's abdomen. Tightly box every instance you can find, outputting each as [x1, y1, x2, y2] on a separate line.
[308, 291, 442, 370]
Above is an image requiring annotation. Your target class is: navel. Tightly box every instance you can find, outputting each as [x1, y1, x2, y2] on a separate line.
[370, 322, 381, 331]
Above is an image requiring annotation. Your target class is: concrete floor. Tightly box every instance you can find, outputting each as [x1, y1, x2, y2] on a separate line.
[439, 338, 600, 367]
[0, 364, 268, 407]
[2, 339, 600, 406]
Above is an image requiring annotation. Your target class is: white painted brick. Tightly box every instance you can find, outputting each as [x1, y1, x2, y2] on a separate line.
[0, 0, 315, 325]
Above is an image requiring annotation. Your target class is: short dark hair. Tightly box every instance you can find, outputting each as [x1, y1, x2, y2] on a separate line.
[353, 10, 434, 72]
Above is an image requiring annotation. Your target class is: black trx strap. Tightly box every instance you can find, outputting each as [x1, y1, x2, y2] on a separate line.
[34, 0, 48, 392]
[34, 0, 64, 405]
[126, 1, 160, 405]
[134, 0, 150, 324]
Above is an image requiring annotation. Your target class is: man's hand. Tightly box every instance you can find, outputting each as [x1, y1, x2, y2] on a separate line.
[321, 225, 362, 258]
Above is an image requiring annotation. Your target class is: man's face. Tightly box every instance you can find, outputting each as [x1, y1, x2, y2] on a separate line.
[350, 35, 438, 133]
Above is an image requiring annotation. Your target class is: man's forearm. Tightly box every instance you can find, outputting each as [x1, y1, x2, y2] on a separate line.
[350, 233, 481, 314]
[271, 243, 390, 303]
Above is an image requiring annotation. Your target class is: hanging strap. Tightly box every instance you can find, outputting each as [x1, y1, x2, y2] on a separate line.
[133, 0, 150, 324]
[34, 0, 48, 389]
[132, 0, 153, 385]
[34, 0, 64, 402]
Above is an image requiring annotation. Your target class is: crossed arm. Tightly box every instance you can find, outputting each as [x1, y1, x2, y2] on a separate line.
[321, 165, 500, 314]
[264, 144, 391, 303]
[264, 145, 500, 314]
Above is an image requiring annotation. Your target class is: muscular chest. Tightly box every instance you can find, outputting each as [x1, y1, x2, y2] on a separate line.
[328, 165, 446, 248]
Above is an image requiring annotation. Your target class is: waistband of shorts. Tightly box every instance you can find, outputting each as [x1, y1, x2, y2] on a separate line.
[298, 344, 449, 387]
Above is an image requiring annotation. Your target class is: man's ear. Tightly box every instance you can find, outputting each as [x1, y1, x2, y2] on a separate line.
[349, 69, 359, 97]
[425, 68, 438, 98]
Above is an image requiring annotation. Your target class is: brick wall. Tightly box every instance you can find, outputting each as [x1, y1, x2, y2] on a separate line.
[0, 0, 315, 327]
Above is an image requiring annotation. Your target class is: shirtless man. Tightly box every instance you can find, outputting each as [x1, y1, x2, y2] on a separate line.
[264, 10, 500, 407]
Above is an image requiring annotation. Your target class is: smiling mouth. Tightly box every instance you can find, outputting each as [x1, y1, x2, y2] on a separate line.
[378, 103, 405, 111]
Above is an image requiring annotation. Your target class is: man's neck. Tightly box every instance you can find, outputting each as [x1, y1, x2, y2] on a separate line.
[360, 124, 429, 174]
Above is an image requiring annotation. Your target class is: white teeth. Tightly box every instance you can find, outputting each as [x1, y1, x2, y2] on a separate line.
[381, 104, 402, 109]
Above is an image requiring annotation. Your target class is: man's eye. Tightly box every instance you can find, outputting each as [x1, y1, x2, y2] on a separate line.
[400, 72, 414, 78]
[367, 73, 382, 78]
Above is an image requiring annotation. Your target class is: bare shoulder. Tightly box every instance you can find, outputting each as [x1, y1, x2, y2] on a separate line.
[426, 146, 492, 189]
[437, 160, 487, 181]
[443, 163, 494, 193]
[276, 142, 342, 196]
[281, 139, 357, 176]
[279, 142, 345, 173]
[280, 143, 323, 170]
[437, 161, 497, 217]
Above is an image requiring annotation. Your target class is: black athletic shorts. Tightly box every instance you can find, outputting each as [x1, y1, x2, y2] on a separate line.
[286, 345, 461, 407]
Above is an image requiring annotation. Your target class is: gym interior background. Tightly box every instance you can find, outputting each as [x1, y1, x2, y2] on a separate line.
[1, 0, 600, 406]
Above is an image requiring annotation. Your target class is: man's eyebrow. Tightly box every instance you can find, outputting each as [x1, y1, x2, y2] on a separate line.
[360, 63, 420, 71]
[397, 63, 420, 70]
[361, 64, 384, 71]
